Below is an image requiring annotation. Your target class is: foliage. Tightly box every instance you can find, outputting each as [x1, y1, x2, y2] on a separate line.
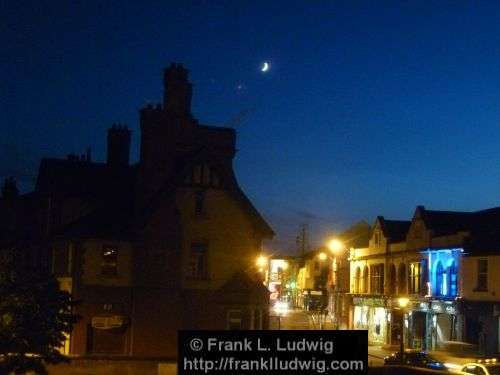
[0, 251, 78, 374]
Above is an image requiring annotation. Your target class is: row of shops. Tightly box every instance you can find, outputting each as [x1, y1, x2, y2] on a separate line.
[352, 296, 461, 351]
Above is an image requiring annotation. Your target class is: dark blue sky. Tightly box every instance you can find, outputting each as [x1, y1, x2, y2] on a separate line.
[3, 1, 500, 252]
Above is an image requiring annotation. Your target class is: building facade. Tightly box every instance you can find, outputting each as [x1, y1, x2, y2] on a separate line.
[347, 205, 500, 355]
[0, 63, 274, 357]
[349, 217, 410, 346]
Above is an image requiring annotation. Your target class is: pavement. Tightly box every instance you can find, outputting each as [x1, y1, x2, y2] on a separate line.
[269, 308, 335, 330]
[270, 307, 478, 369]
[367, 345, 477, 368]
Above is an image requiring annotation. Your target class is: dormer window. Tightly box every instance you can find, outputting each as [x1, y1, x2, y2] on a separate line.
[189, 164, 220, 187]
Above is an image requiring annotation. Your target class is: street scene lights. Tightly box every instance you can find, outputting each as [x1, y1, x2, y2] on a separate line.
[328, 238, 344, 254]
[256, 255, 268, 270]
[398, 297, 410, 364]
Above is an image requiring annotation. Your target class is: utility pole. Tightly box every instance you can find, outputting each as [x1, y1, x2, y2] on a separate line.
[296, 224, 308, 256]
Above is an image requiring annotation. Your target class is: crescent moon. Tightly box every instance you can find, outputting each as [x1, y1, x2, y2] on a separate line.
[261, 62, 269, 72]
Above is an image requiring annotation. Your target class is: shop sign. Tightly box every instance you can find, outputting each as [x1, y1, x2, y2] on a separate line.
[419, 302, 429, 311]
[431, 303, 442, 313]
[92, 315, 128, 330]
[353, 297, 385, 307]
[445, 306, 455, 314]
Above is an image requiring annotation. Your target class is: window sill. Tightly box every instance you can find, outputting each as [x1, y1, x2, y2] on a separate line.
[473, 288, 488, 292]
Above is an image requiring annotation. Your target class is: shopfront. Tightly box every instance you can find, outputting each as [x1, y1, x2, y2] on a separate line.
[352, 297, 389, 345]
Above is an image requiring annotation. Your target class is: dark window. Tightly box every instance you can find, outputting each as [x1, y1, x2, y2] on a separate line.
[370, 264, 384, 294]
[362, 266, 369, 293]
[227, 310, 242, 330]
[398, 263, 406, 295]
[435, 261, 444, 296]
[476, 259, 488, 291]
[387, 264, 396, 295]
[101, 246, 118, 277]
[354, 267, 361, 293]
[192, 164, 220, 187]
[195, 190, 205, 215]
[448, 261, 457, 296]
[188, 243, 208, 279]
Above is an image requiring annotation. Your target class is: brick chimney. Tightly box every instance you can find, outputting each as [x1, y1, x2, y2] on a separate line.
[163, 63, 192, 117]
[1, 177, 18, 199]
[107, 124, 131, 166]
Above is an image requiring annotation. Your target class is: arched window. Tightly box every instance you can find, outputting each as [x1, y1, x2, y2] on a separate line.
[354, 267, 361, 293]
[398, 263, 406, 295]
[387, 264, 396, 295]
[435, 261, 446, 296]
[362, 266, 369, 293]
[448, 261, 457, 297]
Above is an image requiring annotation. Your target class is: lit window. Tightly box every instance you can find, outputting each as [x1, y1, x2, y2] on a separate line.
[101, 246, 118, 277]
[409, 262, 421, 294]
[435, 261, 449, 296]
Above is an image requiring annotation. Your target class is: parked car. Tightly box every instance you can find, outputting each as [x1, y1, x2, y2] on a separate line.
[460, 359, 500, 375]
[384, 349, 448, 371]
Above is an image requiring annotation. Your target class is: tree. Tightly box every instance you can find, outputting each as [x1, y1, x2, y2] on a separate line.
[0, 251, 78, 374]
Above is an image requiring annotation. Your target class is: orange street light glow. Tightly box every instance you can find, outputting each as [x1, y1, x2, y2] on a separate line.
[328, 239, 344, 253]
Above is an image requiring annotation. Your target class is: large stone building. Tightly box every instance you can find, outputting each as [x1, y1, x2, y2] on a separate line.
[0, 63, 274, 357]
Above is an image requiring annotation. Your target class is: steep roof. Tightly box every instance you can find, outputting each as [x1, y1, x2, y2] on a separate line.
[378, 217, 411, 243]
[340, 221, 371, 248]
[418, 206, 500, 255]
[36, 158, 136, 198]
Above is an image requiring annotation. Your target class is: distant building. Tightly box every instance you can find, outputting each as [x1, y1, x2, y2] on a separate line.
[329, 221, 371, 330]
[296, 249, 330, 310]
[0, 63, 273, 357]
[406, 206, 500, 355]
[266, 255, 298, 305]
[347, 205, 500, 355]
[349, 217, 409, 345]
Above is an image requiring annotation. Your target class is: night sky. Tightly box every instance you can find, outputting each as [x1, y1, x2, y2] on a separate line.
[3, 1, 500, 252]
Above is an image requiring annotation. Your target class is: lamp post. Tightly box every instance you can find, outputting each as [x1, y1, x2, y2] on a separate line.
[327, 239, 347, 329]
[256, 255, 268, 285]
[398, 297, 409, 365]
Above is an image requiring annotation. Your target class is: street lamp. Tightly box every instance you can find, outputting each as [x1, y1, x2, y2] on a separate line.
[398, 297, 410, 365]
[256, 255, 267, 269]
[318, 252, 328, 261]
[328, 238, 344, 254]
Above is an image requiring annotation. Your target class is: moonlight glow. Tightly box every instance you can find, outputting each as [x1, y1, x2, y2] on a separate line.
[261, 62, 270, 72]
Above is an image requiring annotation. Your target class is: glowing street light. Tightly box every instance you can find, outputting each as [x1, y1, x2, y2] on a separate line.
[318, 252, 328, 261]
[327, 238, 344, 254]
[398, 297, 409, 308]
[256, 255, 268, 268]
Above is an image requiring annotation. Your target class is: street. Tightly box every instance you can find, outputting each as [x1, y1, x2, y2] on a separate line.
[269, 308, 478, 368]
